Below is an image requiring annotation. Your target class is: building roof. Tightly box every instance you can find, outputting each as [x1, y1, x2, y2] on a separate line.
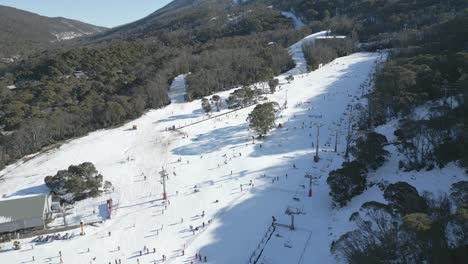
[0, 195, 48, 223]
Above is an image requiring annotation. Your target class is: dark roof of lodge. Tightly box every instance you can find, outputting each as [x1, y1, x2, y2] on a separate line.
[0, 195, 48, 223]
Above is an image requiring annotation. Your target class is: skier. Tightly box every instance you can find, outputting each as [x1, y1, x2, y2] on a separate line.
[181, 217, 184, 223]
[144, 175, 147, 181]
[202, 210, 205, 217]
[202, 222, 205, 228]
[88, 248, 90, 252]
[108, 231, 111, 236]
[117, 246, 120, 251]
[153, 248, 156, 253]
[204, 256, 207, 262]
[182, 250, 184, 256]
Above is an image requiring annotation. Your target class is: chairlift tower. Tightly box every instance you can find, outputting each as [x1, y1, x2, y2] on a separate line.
[159, 167, 169, 200]
[313, 123, 323, 162]
[304, 173, 314, 197]
[285, 206, 305, 230]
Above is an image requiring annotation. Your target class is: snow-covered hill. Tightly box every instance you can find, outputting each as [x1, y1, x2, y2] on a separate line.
[0, 32, 464, 264]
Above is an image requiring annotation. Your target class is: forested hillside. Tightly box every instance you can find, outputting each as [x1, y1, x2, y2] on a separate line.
[0, 5, 105, 57]
[0, 1, 304, 170]
[0, 1, 467, 263]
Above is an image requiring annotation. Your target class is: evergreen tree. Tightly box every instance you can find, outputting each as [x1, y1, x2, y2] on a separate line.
[247, 102, 279, 137]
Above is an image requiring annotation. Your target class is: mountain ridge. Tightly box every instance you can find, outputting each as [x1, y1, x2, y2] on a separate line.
[0, 5, 106, 57]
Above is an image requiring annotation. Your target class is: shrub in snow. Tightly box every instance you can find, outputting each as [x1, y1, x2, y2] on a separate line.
[44, 162, 104, 203]
[450, 181, 468, 208]
[327, 161, 368, 207]
[351, 131, 389, 170]
[201, 97, 212, 113]
[383, 182, 428, 215]
[247, 102, 279, 137]
[268, 78, 279, 93]
[226, 86, 255, 109]
[211, 95, 222, 111]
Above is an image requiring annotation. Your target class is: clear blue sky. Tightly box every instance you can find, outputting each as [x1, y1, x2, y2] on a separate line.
[0, 0, 173, 28]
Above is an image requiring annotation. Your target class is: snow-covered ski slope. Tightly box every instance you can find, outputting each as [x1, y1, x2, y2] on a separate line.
[1, 32, 463, 264]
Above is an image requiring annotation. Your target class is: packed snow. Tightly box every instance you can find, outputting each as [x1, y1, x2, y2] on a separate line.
[0, 216, 13, 224]
[286, 30, 330, 76]
[0, 31, 464, 264]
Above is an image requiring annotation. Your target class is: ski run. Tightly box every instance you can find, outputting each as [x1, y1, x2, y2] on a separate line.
[0, 32, 465, 264]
